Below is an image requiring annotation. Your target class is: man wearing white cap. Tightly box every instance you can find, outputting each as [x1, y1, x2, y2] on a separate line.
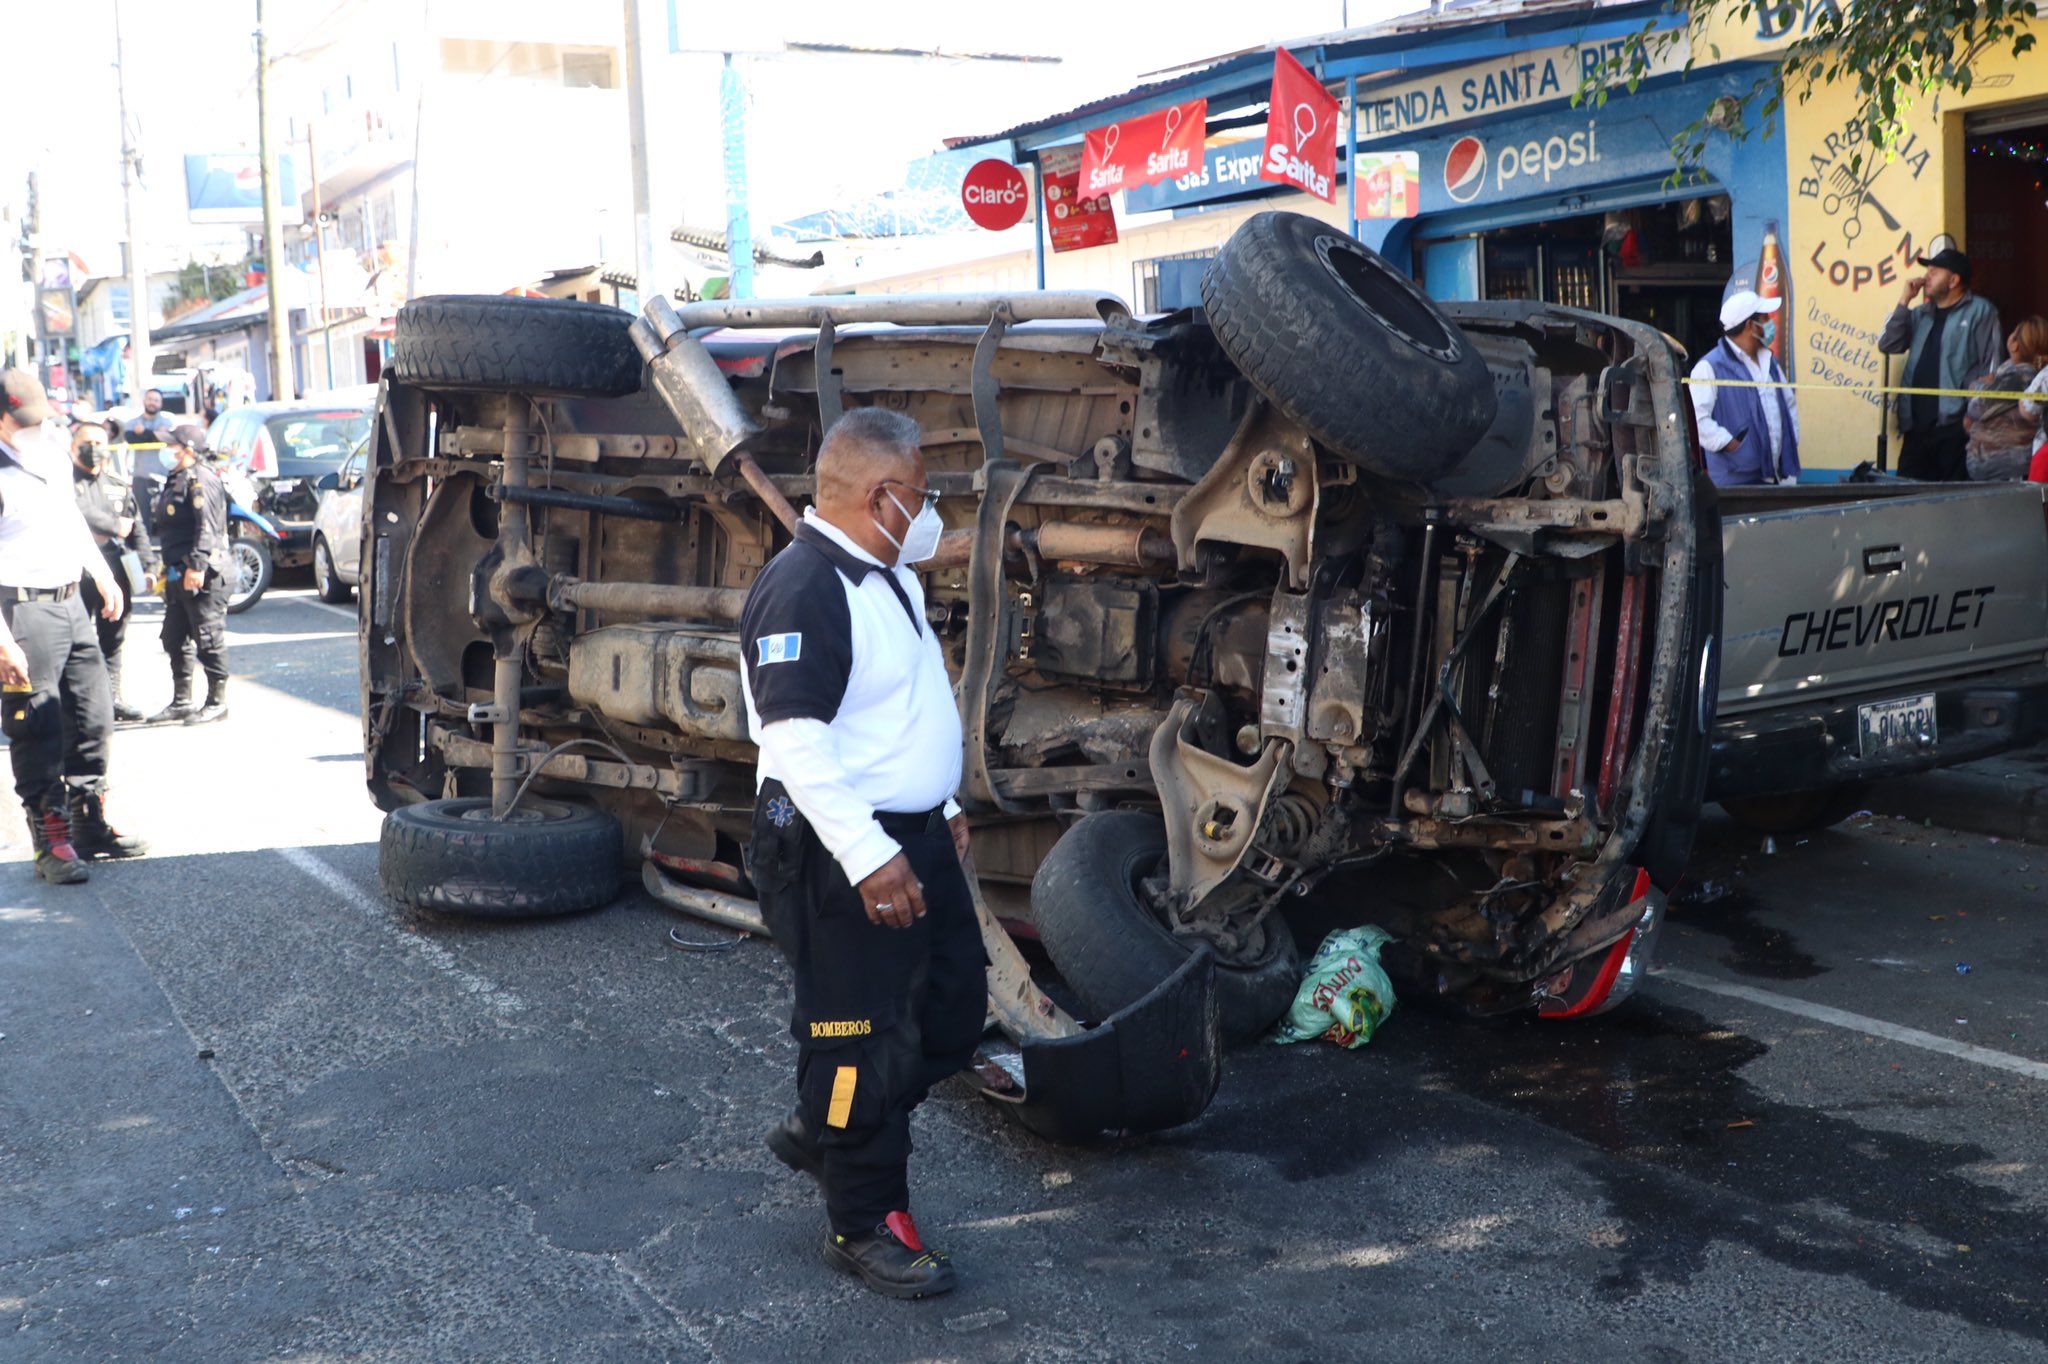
[1689, 289, 1799, 486]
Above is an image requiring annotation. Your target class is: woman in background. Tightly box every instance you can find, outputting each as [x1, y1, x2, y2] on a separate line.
[1967, 315, 2047, 481]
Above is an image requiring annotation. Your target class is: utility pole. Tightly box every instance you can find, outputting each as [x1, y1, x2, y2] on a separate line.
[623, 0, 660, 306]
[718, 55, 753, 300]
[307, 123, 334, 390]
[113, 0, 153, 401]
[255, 0, 295, 401]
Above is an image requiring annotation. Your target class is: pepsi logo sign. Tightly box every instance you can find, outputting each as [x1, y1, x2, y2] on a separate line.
[1444, 135, 1486, 203]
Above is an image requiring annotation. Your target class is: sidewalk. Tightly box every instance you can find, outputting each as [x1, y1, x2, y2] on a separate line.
[1859, 743, 2048, 844]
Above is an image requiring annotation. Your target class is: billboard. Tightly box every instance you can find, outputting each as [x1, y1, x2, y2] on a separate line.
[183, 154, 303, 225]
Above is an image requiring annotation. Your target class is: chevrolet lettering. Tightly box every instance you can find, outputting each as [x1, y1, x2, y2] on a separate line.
[1776, 586, 1996, 658]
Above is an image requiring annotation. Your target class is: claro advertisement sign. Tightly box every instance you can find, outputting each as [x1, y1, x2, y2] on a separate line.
[184, 154, 303, 226]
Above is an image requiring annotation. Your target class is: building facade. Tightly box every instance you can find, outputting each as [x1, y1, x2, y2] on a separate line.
[860, 0, 2048, 478]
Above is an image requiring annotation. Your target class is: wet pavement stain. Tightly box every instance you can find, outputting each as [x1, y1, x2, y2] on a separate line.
[1186, 999, 2048, 1344]
[1668, 883, 1826, 980]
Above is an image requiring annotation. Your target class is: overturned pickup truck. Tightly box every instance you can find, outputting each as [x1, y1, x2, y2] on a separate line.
[361, 212, 1719, 1138]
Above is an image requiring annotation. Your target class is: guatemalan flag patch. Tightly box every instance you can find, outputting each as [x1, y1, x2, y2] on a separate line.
[756, 632, 802, 665]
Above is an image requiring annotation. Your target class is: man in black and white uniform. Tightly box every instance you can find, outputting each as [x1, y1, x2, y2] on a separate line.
[739, 407, 983, 1300]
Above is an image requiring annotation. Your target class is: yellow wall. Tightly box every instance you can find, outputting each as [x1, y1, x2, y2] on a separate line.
[1703, 5, 2048, 469]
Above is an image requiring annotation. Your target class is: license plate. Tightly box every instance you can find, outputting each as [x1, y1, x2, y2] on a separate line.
[1857, 693, 1937, 760]
[271, 478, 300, 493]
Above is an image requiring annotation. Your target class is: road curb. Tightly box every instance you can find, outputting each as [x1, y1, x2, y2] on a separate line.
[1861, 767, 2048, 844]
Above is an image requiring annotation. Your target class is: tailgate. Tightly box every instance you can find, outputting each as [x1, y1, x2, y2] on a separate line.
[1718, 483, 2048, 717]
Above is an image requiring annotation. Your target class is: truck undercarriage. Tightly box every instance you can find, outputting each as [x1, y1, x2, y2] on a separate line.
[362, 214, 1717, 1137]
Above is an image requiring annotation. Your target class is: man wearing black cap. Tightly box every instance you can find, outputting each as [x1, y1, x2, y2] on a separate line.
[0, 370, 138, 884]
[150, 424, 231, 725]
[1879, 247, 2003, 481]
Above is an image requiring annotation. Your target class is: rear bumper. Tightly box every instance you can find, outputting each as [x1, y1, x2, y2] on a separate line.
[1708, 663, 2048, 800]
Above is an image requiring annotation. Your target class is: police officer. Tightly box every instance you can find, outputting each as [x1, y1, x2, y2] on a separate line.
[0, 370, 136, 883]
[150, 424, 231, 725]
[71, 413, 153, 721]
[740, 407, 983, 1300]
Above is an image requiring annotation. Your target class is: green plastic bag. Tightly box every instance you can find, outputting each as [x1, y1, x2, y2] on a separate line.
[1270, 926, 1397, 1048]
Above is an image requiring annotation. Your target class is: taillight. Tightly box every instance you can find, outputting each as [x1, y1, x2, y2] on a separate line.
[1538, 868, 1657, 1020]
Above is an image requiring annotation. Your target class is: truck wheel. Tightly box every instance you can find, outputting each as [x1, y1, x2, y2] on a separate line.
[391, 295, 642, 397]
[1031, 810, 1300, 1042]
[227, 534, 272, 614]
[1201, 211, 1496, 482]
[1719, 783, 1872, 836]
[379, 797, 623, 918]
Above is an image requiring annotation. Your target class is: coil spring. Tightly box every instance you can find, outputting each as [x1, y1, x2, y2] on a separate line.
[1261, 792, 1320, 858]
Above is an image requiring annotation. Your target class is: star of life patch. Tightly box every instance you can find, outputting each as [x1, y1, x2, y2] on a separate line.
[766, 795, 796, 828]
[755, 632, 802, 665]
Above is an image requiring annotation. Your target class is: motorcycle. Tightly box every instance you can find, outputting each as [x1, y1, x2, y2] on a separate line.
[221, 464, 284, 615]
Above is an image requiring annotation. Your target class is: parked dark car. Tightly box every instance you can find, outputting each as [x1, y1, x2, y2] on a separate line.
[207, 388, 376, 570]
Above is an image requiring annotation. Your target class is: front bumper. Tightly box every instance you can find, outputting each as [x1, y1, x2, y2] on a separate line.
[1708, 663, 2048, 800]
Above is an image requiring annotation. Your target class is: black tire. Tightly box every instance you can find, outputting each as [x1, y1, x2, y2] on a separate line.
[391, 295, 642, 397]
[1201, 211, 1497, 482]
[312, 537, 353, 604]
[1719, 783, 1871, 836]
[379, 797, 623, 919]
[1031, 810, 1300, 1042]
[226, 534, 272, 614]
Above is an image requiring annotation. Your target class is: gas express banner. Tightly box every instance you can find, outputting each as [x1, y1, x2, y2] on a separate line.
[1259, 49, 1339, 203]
[1039, 146, 1119, 253]
[1078, 98, 1208, 197]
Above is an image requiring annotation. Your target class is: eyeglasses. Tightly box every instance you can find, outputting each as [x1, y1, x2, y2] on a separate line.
[878, 479, 941, 511]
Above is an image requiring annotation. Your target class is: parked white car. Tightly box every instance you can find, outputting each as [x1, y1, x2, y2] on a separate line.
[310, 439, 367, 603]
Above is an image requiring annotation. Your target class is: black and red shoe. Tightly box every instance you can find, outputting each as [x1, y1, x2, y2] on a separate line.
[29, 807, 89, 885]
[765, 1110, 823, 1185]
[823, 1211, 956, 1299]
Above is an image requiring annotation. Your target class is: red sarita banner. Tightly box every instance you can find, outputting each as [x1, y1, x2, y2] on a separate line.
[1259, 48, 1339, 203]
[1078, 98, 1208, 197]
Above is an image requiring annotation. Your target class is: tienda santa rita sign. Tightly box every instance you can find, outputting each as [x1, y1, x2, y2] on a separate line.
[1078, 98, 1208, 196]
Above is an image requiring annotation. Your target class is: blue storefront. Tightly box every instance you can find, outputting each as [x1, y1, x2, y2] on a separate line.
[986, 2, 1794, 368]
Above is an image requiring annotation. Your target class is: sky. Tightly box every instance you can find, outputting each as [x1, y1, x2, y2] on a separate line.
[2, 0, 1428, 280]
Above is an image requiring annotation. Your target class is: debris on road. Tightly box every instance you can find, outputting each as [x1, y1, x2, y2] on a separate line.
[1272, 926, 1396, 1049]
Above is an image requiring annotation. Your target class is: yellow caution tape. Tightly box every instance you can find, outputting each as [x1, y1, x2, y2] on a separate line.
[1684, 377, 2044, 402]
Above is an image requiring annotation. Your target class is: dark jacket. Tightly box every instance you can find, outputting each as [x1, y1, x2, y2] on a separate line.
[1878, 293, 2003, 431]
[72, 463, 153, 565]
[153, 461, 228, 576]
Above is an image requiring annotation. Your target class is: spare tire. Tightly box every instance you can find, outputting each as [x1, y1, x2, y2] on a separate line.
[1201, 211, 1496, 482]
[379, 797, 623, 919]
[1031, 810, 1299, 1043]
[391, 295, 642, 397]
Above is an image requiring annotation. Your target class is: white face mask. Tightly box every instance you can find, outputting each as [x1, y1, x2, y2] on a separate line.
[878, 488, 943, 565]
[158, 449, 179, 472]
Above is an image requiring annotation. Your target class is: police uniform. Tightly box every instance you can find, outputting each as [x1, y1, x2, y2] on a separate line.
[0, 374, 122, 882]
[152, 445, 232, 723]
[740, 507, 985, 1274]
[73, 444, 152, 717]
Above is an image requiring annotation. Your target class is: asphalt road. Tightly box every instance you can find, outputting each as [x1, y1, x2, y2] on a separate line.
[4, 587, 2046, 1362]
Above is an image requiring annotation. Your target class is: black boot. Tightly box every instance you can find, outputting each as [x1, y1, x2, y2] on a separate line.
[70, 787, 149, 859]
[149, 662, 196, 725]
[109, 659, 143, 723]
[822, 1213, 956, 1299]
[765, 1110, 824, 1184]
[26, 802, 90, 886]
[185, 676, 229, 726]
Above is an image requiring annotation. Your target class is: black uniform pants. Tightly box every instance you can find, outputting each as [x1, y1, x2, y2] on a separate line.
[79, 548, 131, 685]
[1, 594, 113, 810]
[161, 570, 229, 687]
[1898, 422, 1969, 482]
[750, 780, 987, 1238]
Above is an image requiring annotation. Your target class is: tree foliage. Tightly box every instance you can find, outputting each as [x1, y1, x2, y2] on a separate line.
[1582, 0, 2041, 175]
